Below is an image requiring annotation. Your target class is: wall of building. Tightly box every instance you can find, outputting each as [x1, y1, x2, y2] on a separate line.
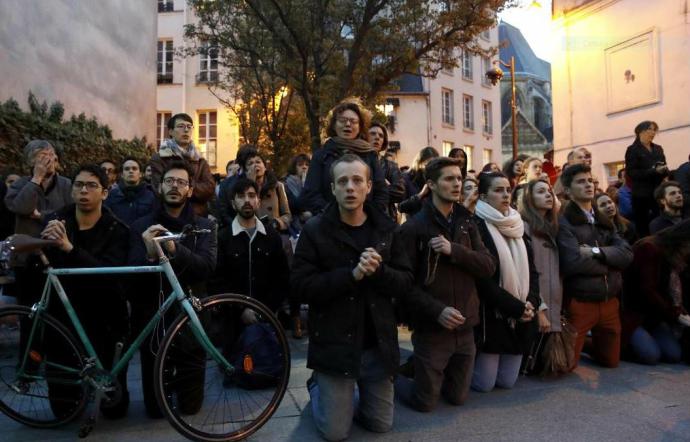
[0, 0, 157, 142]
[551, 0, 690, 184]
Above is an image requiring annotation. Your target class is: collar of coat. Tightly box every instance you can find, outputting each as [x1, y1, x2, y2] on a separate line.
[420, 198, 472, 233]
[562, 200, 614, 230]
[231, 215, 267, 237]
[318, 201, 395, 253]
[52, 204, 125, 241]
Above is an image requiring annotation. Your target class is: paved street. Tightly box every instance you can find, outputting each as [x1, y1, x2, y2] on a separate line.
[3, 328, 689, 442]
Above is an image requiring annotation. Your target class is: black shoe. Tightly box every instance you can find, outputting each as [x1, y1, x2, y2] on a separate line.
[398, 357, 415, 379]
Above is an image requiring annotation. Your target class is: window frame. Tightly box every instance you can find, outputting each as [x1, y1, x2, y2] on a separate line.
[442, 88, 455, 126]
[462, 94, 474, 131]
[156, 111, 172, 148]
[482, 100, 493, 135]
[197, 110, 218, 167]
[198, 42, 219, 83]
[157, 39, 174, 83]
[461, 51, 473, 81]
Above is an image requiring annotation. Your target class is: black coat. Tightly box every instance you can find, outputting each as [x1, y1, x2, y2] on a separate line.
[624, 140, 668, 198]
[557, 201, 633, 302]
[397, 200, 495, 333]
[474, 218, 540, 355]
[128, 203, 217, 297]
[44, 205, 130, 337]
[210, 217, 289, 311]
[381, 157, 405, 219]
[291, 202, 413, 378]
[298, 139, 388, 214]
[104, 180, 157, 227]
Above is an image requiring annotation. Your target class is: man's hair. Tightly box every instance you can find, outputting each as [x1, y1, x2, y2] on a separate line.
[478, 171, 509, 196]
[325, 100, 370, 141]
[287, 153, 310, 175]
[120, 156, 142, 171]
[654, 180, 681, 206]
[99, 159, 116, 167]
[617, 167, 625, 180]
[369, 122, 389, 150]
[161, 159, 194, 186]
[230, 177, 260, 200]
[239, 148, 264, 170]
[74, 164, 109, 189]
[425, 157, 462, 183]
[329, 154, 371, 183]
[167, 113, 193, 131]
[23, 139, 59, 166]
[560, 163, 591, 189]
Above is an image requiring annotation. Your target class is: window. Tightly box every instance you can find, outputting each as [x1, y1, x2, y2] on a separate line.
[157, 40, 173, 83]
[156, 111, 172, 147]
[461, 51, 473, 81]
[604, 161, 625, 186]
[442, 89, 454, 126]
[482, 100, 493, 134]
[482, 56, 492, 86]
[483, 149, 492, 167]
[463, 95, 474, 130]
[442, 141, 455, 156]
[198, 43, 219, 83]
[463, 145, 474, 170]
[158, 0, 174, 12]
[197, 111, 217, 167]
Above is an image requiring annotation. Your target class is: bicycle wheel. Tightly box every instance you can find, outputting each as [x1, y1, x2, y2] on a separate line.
[0, 305, 88, 427]
[154, 294, 290, 442]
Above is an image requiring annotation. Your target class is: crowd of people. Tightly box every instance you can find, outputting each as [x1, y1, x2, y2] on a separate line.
[1, 101, 690, 440]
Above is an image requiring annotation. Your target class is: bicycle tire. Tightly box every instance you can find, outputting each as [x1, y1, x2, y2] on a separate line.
[154, 294, 291, 442]
[0, 305, 88, 427]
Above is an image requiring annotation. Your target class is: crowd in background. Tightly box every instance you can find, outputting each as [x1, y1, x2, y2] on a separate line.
[1, 101, 690, 440]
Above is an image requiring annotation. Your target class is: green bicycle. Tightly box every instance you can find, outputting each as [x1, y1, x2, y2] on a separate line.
[0, 229, 290, 441]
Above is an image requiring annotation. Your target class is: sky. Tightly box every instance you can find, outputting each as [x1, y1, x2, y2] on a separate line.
[498, 0, 553, 62]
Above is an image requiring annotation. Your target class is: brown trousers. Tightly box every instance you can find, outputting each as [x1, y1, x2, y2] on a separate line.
[567, 297, 621, 369]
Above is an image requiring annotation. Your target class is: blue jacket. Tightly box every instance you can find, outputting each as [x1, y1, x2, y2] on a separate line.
[105, 181, 157, 227]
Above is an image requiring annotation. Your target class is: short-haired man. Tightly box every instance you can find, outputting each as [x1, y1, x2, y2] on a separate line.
[40, 164, 130, 418]
[649, 181, 684, 234]
[557, 164, 633, 369]
[104, 157, 156, 226]
[554, 147, 593, 200]
[128, 160, 217, 418]
[291, 154, 411, 440]
[212, 177, 289, 312]
[99, 160, 118, 190]
[149, 113, 215, 216]
[397, 157, 495, 412]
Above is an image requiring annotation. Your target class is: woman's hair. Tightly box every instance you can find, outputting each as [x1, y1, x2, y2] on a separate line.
[447, 147, 468, 178]
[502, 158, 522, 181]
[481, 162, 499, 173]
[594, 192, 632, 234]
[634, 120, 659, 139]
[287, 153, 310, 175]
[369, 122, 389, 151]
[325, 99, 370, 141]
[410, 146, 440, 173]
[463, 176, 478, 187]
[478, 171, 508, 196]
[520, 179, 558, 239]
[521, 157, 543, 181]
[653, 219, 690, 269]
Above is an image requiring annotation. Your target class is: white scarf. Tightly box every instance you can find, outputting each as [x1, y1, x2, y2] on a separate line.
[475, 200, 530, 302]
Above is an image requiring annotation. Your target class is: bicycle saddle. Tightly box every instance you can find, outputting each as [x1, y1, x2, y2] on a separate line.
[6, 234, 57, 253]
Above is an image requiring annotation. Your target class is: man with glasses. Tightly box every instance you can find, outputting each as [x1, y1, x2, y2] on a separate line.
[128, 160, 217, 418]
[104, 157, 156, 226]
[40, 164, 131, 418]
[99, 159, 119, 190]
[149, 113, 215, 216]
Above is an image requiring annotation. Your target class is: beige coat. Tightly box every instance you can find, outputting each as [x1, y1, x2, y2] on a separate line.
[525, 222, 563, 332]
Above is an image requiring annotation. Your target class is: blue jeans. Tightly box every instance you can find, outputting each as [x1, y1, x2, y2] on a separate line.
[629, 323, 682, 365]
[471, 353, 523, 392]
[308, 349, 394, 441]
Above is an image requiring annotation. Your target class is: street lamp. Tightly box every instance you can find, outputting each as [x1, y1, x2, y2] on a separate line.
[486, 56, 518, 160]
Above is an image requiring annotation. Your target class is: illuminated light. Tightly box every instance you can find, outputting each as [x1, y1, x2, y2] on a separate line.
[29, 350, 42, 363]
[243, 354, 254, 374]
[530, 1, 542, 8]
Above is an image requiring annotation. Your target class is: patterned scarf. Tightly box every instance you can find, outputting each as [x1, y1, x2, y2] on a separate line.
[160, 138, 201, 161]
[328, 136, 376, 154]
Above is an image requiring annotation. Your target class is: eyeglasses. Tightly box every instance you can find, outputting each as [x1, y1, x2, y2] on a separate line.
[163, 177, 190, 187]
[336, 117, 359, 126]
[174, 124, 194, 131]
[72, 181, 102, 191]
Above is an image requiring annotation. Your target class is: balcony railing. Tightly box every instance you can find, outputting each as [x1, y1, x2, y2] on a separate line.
[196, 71, 219, 84]
[158, 1, 174, 13]
[157, 73, 173, 84]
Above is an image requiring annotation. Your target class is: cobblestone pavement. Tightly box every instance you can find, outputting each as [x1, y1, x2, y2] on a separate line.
[3, 328, 690, 441]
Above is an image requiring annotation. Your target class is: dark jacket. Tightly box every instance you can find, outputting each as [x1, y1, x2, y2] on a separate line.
[557, 201, 633, 302]
[621, 239, 688, 345]
[104, 180, 157, 227]
[624, 140, 668, 198]
[675, 161, 690, 217]
[291, 202, 412, 378]
[397, 200, 495, 333]
[649, 212, 682, 235]
[210, 217, 289, 311]
[5, 175, 72, 238]
[128, 202, 217, 297]
[381, 158, 405, 220]
[474, 218, 540, 354]
[0, 180, 14, 240]
[44, 205, 129, 336]
[399, 170, 426, 216]
[298, 139, 389, 214]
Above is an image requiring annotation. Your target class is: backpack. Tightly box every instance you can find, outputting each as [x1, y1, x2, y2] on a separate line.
[228, 323, 284, 390]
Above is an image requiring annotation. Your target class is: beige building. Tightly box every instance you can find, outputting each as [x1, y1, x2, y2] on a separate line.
[157, 0, 240, 173]
[380, 27, 503, 171]
[0, 0, 157, 142]
[551, 0, 690, 185]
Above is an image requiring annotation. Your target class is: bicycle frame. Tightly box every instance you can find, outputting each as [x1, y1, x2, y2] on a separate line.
[20, 247, 233, 386]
